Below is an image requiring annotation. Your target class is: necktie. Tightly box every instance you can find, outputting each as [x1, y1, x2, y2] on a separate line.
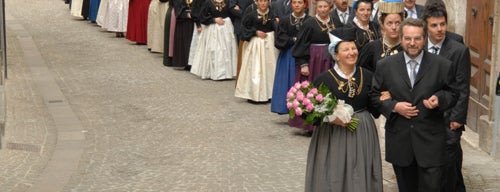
[430, 46, 440, 54]
[409, 60, 418, 87]
[341, 12, 347, 24]
[407, 9, 414, 18]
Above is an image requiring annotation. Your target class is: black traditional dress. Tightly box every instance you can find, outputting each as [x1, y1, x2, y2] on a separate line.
[234, 8, 279, 101]
[345, 17, 380, 50]
[171, 0, 195, 67]
[357, 38, 402, 72]
[270, 13, 309, 114]
[305, 65, 383, 192]
[190, 0, 237, 80]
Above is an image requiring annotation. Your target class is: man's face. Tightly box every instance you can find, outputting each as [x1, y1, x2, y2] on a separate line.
[401, 25, 425, 58]
[334, 0, 348, 12]
[404, 0, 416, 9]
[426, 16, 447, 44]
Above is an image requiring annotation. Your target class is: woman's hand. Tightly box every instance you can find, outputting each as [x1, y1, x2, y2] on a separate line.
[214, 17, 225, 25]
[380, 91, 392, 101]
[300, 65, 309, 76]
[256, 30, 268, 38]
[331, 117, 347, 127]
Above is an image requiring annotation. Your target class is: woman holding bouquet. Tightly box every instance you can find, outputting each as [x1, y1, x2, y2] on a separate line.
[304, 27, 382, 192]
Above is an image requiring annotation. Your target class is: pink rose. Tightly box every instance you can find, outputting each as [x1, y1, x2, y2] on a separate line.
[294, 82, 301, 89]
[306, 92, 314, 98]
[290, 87, 297, 94]
[286, 102, 293, 109]
[295, 107, 303, 116]
[315, 94, 324, 102]
[306, 104, 314, 112]
[309, 88, 318, 95]
[301, 81, 310, 88]
[296, 91, 305, 101]
[302, 98, 311, 106]
[286, 91, 295, 99]
[292, 100, 300, 108]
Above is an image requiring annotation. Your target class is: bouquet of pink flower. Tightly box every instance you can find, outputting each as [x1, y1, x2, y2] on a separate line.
[286, 81, 358, 132]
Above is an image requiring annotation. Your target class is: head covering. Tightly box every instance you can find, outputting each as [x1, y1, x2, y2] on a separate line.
[379, 0, 405, 14]
[328, 27, 357, 60]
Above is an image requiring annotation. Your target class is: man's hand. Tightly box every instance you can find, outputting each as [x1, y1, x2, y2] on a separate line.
[197, 26, 202, 33]
[234, 5, 240, 11]
[450, 121, 462, 131]
[300, 65, 309, 76]
[394, 102, 419, 119]
[423, 95, 439, 109]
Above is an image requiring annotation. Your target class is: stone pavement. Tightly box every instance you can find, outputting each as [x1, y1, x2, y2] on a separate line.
[0, 0, 499, 191]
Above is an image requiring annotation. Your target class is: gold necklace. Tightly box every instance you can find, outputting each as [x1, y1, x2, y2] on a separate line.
[380, 38, 399, 58]
[314, 16, 335, 33]
[257, 9, 270, 25]
[328, 68, 364, 98]
[212, 0, 225, 12]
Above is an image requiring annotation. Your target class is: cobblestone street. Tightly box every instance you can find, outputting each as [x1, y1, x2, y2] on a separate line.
[0, 0, 499, 191]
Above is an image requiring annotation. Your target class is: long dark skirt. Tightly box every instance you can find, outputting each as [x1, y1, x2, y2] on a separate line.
[305, 110, 383, 192]
[126, 0, 150, 44]
[171, 19, 194, 67]
[81, 0, 90, 20]
[162, 5, 173, 66]
[270, 47, 295, 114]
[89, 0, 101, 22]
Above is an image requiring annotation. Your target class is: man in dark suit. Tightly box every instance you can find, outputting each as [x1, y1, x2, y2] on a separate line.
[329, 0, 353, 27]
[370, 18, 457, 192]
[404, 0, 424, 18]
[272, 0, 293, 21]
[422, 3, 471, 192]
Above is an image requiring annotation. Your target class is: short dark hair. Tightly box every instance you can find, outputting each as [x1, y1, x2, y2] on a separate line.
[399, 18, 427, 38]
[353, 0, 373, 11]
[421, 2, 448, 23]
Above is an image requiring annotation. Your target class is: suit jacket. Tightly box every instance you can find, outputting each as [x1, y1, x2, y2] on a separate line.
[406, 4, 424, 18]
[370, 51, 457, 167]
[272, 0, 292, 21]
[426, 37, 471, 131]
[329, 7, 354, 28]
[446, 31, 464, 44]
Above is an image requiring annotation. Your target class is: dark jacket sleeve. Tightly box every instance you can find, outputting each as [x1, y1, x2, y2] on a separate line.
[191, 0, 205, 26]
[274, 16, 293, 50]
[241, 11, 257, 41]
[357, 41, 375, 72]
[449, 47, 471, 124]
[292, 18, 312, 66]
[199, 0, 215, 25]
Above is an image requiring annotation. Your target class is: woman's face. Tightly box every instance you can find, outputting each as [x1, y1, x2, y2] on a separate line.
[316, 1, 331, 19]
[382, 13, 402, 40]
[256, 0, 269, 12]
[335, 41, 358, 66]
[355, 2, 372, 23]
[291, 0, 306, 15]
